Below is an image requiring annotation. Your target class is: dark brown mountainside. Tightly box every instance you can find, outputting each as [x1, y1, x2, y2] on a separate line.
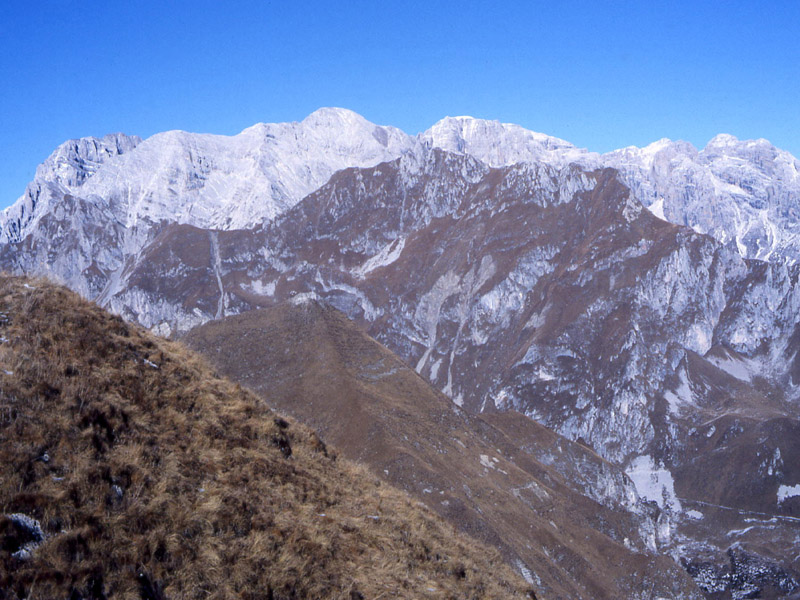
[0, 275, 533, 600]
[185, 299, 703, 600]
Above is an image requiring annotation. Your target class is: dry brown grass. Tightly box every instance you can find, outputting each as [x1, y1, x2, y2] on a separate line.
[0, 275, 533, 600]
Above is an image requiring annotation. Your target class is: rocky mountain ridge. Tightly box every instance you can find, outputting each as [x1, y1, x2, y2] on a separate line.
[4, 108, 800, 273]
[68, 148, 800, 596]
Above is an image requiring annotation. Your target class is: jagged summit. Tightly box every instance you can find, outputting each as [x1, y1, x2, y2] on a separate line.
[33, 132, 142, 188]
[0, 133, 141, 245]
[300, 105, 387, 131]
[2, 106, 800, 306]
[607, 130, 800, 261]
[705, 132, 743, 147]
[703, 132, 779, 152]
[1, 108, 416, 238]
[609, 138, 697, 163]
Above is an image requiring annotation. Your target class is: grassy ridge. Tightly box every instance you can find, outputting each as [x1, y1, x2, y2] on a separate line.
[0, 276, 532, 600]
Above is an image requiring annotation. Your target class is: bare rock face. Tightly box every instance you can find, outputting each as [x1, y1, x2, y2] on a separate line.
[606, 135, 800, 263]
[420, 115, 591, 167]
[2, 110, 800, 597]
[1, 133, 141, 244]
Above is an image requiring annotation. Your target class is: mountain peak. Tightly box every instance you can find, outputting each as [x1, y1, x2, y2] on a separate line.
[606, 138, 700, 168]
[702, 133, 785, 160]
[420, 115, 584, 168]
[34, 132, 141, 188]
[706, 132, 741, 147]
[303, 105, 368, 121]
[429, 115, 483, 125]
[424, 114, 564, 142]
[300, 107, 390, 134]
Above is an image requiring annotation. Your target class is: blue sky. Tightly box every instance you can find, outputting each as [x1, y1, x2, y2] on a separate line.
[1, 0, 799, 207]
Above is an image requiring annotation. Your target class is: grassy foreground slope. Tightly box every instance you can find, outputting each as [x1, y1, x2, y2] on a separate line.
[0, 275, 532, 600]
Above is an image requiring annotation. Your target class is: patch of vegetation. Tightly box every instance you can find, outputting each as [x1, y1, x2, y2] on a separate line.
[0, 275, 532, 599]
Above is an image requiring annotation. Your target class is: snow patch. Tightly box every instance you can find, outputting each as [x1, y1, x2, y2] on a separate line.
[290, 292, 320, 306]
[493, 389, 510, 410]
[664, 368, 693, 415]
[625, 455, 682, 512]
[247, 279, 276, 296]
[354, 237, 405, 278]
[537, 367, 555, 381]
[429, 358, 442, 381]
[648, 197, 666, 220]
[778, 484, 800, 504]
[706, 353, 752, 382]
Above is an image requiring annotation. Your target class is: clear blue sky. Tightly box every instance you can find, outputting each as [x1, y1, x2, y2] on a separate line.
[1, 0, 799, 207]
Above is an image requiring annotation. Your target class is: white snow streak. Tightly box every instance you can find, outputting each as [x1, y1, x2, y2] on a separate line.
[354, 237, 405, 278]
[626, 455, 682, 512]
[778, 484, 800, 504]
[209, 231, 225, 320]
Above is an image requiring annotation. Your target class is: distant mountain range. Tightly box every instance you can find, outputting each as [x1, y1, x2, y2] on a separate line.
[2, 109, 799, 598]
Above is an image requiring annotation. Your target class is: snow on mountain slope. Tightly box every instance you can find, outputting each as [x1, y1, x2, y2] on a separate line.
[606, 134, 800, 262]
[420, 114, 800, 264]
[0, 133, 141, 244]
[420, 115, 596, 168]
[0, 108, 416, 298]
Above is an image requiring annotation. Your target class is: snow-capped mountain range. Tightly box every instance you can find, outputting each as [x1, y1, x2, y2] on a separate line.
[2, 108, 800, 597]
[424, 115, 800, 263]
[3, 108, 411, 237]
[4, 108, 800, 265]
